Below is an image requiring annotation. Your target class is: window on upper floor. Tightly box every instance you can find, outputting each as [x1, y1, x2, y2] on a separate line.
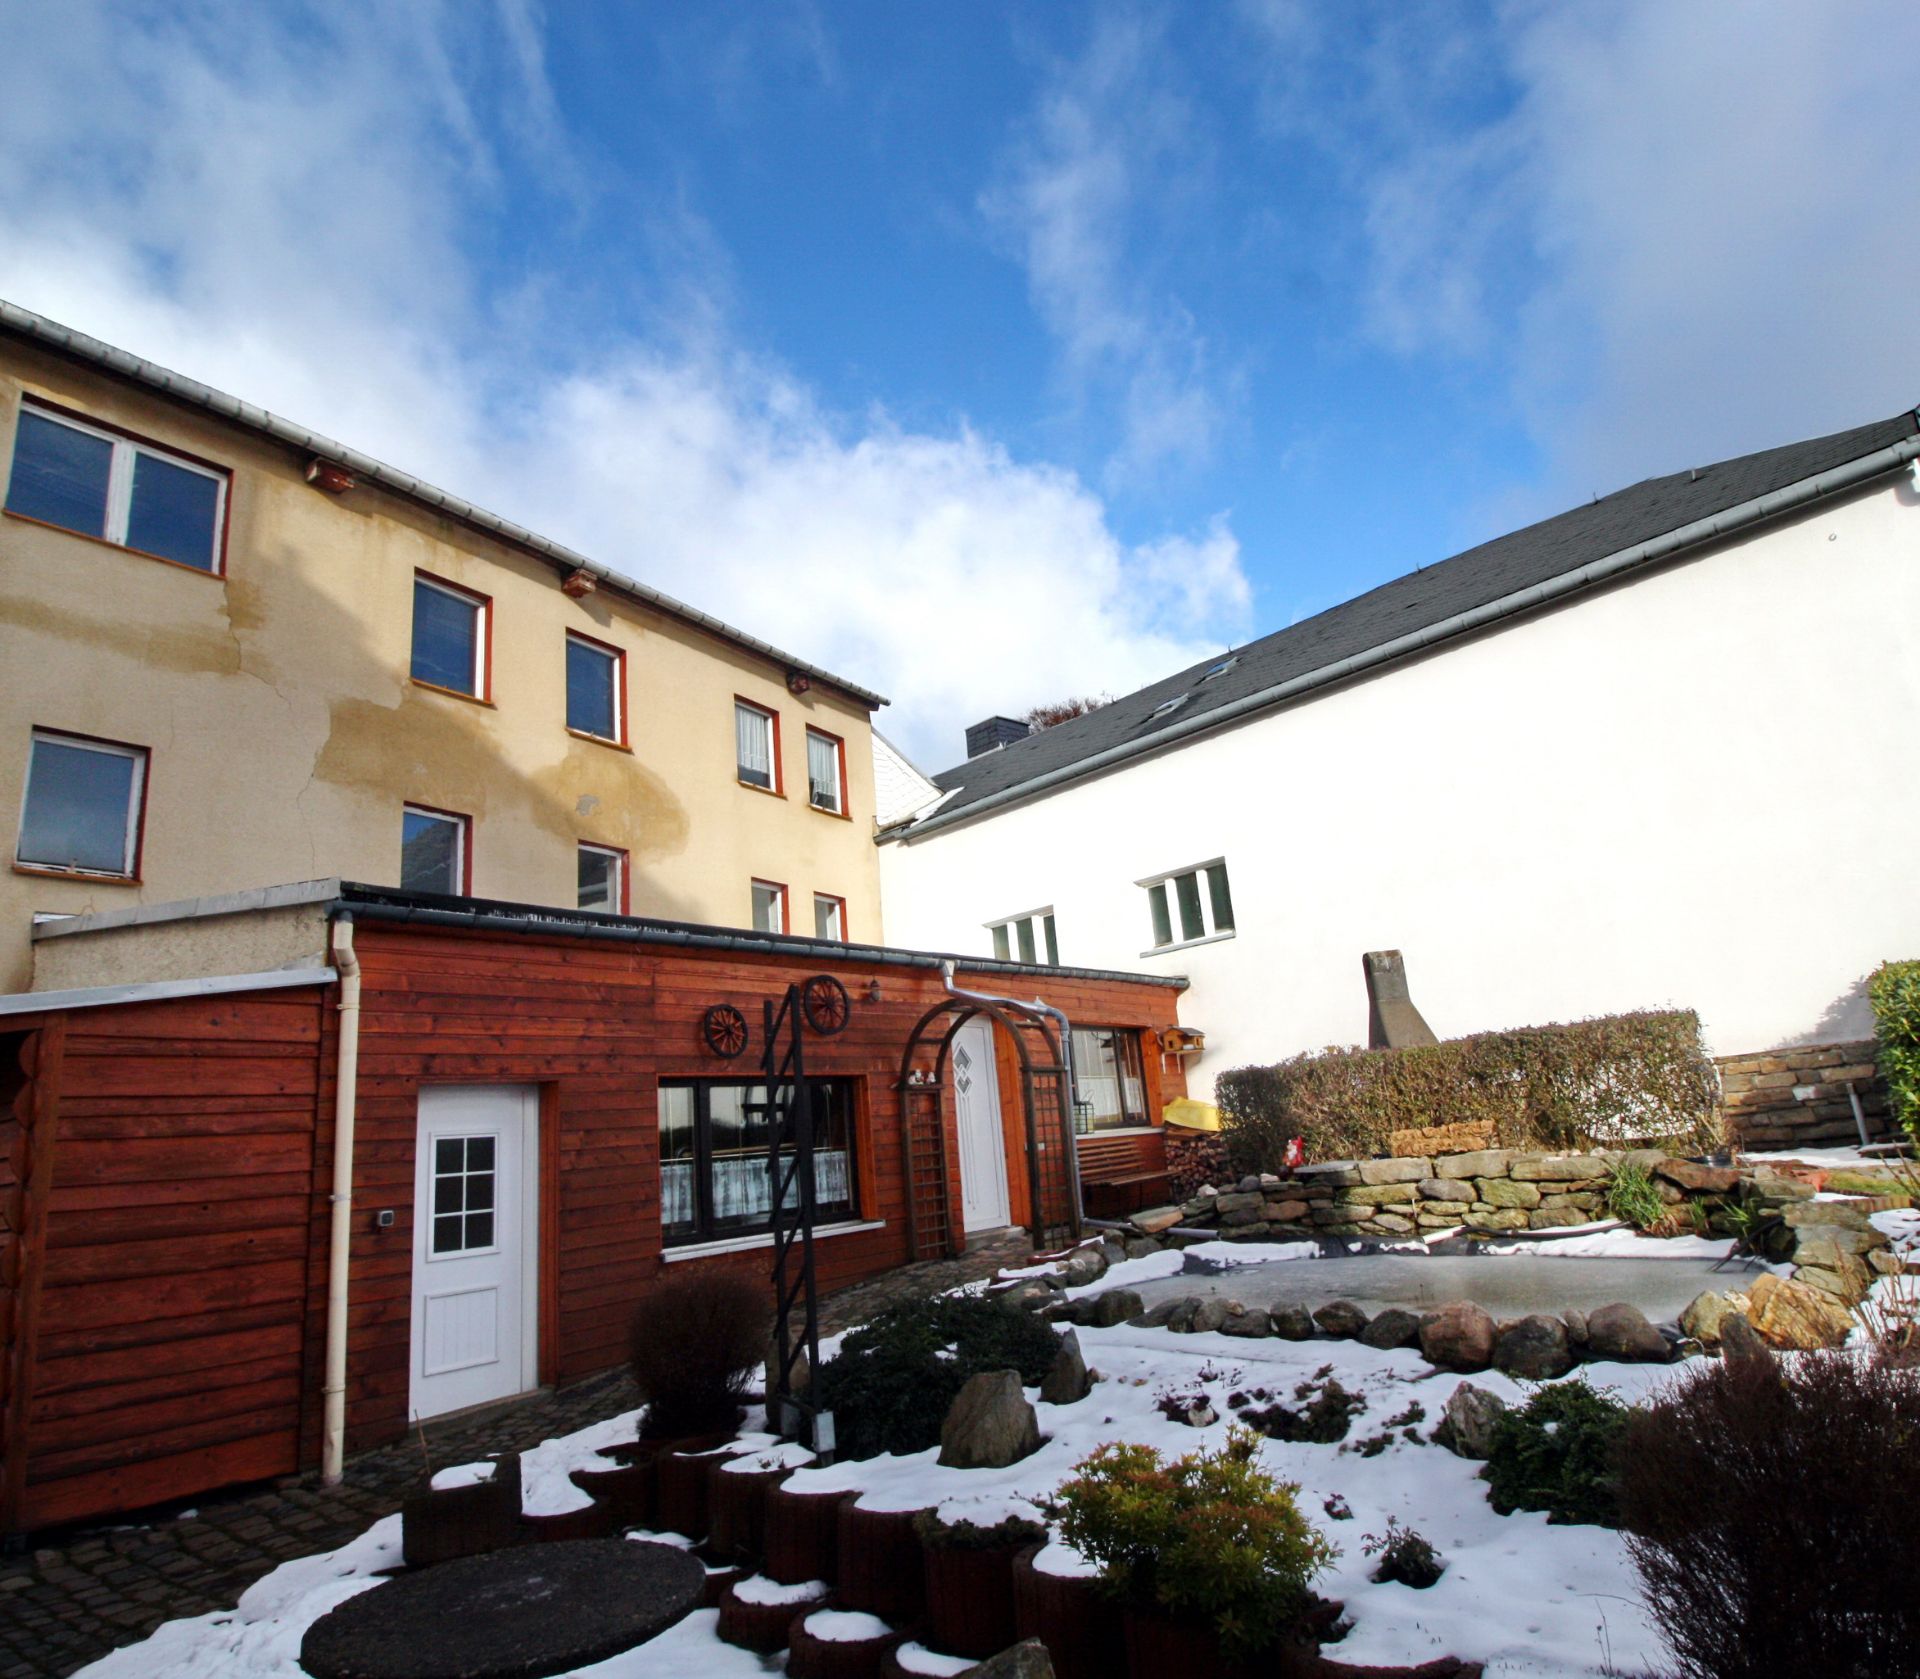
[578, 842, 626, 914]
[5, 401, 228, 574]
[805, 727, 846, 815]
[658, 1078, 859, 1246]
[15, 729, 149, 879]
[989, 908, 1058, 966]
[565, 631, 624, 743]
[1070, 1027, 1149, 1132]
[411, 573, 489, 699]
[813, 893, 846, 942]
[1142, 859, 1234, 952]
[401, 803, 470, 895]
[751, 878, 787, 934]
[735, 700, 780, 792]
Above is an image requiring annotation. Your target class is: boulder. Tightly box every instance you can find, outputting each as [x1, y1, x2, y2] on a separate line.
[1237, 1175, 1263, 1194]
[1084, 1289, 1142, 1328]
[1794, 1259, 1871, 1305]
[1096, 1238, 1129, 1269]
[1792, 1225, 1890, 1259]
[1464, 1209, 1530, 1232]
[966, 1639, 1056, 1679]
[1038, 1329, 1091, 1405]
[1561, 1308, 1589, 1348]
[1123, 1237, 1161, 1260]
[1219, 1304, 1274, 1338]
[1128, 1206, 1183, 1236]
[1179, 1195, 1217, 1220]
[1295, 1161, 1364, 1187]
[1371, 1213, 1417, 1235]
[1417, 1179, 1465, 1200]
[1357, 1157, 1431, 1185]
[1419, 1303, 1496, 1373]
[1312, 1300, 1371, 1338]
[1745, 1273, 1855, 1349]
[1679, 1291, 1742, 1348]
[1474, 1178, 1541, 1209]
[992, 1281, 1054, 1313]
[1436, 1382, 1507, 1460]
[939, 1370, 1041, 1468]
[1218, 1204, 1266, 1227]
[1493, 1315, 1574, 1380]
[1268, 1302, 1316, 1340]
[1213, 1191, 1263, 1216]
[1585, 1303, 1670, 1363]
[1719, 1312, 1772, 1366]
[1434, 1150, 1513, 1181]
[1509, 1154, 1608, 1182]
[1357, 1307, 1422, 1350]
[1126, 1298, 1182, 1330]
[1654, 1158, 1742, 1195]
[1783, 1201, 1877, 1232]
[1174, 1298, 1228, 1335]
[1060, 1249, 1106, 1288]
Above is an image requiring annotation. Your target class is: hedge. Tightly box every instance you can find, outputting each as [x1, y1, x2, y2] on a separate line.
[1867, 960, 1920, 1144]
[1216, 1009, 1721, 1171]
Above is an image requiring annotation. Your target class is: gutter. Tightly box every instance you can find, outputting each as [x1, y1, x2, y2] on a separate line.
[900, 430, 1920, 841]
[321, 918, 362, 1484]
[0, 300, 884, 710]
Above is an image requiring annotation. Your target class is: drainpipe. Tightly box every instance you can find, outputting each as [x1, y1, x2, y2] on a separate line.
[939, 962, 1088, 1225]
[321, 917, 362, 1484]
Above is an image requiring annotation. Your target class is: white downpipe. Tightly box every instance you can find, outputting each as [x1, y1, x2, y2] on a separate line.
[321, 918, 362, 1484]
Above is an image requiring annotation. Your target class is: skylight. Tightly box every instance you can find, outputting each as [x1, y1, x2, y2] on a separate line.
[1201, 655, 1239, 680]
[1149, 694, 1189, 721]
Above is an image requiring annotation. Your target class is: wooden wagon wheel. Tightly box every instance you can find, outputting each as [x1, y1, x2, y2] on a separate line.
[800, 974, 851, 1036]
[701, 1004, 749, 1059]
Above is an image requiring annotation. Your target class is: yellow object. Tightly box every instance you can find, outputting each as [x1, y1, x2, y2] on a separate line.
[1163, 1098, 1221, 1132]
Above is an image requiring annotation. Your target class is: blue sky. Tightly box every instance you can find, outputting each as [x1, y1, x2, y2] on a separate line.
[4, 1, 1917, 765]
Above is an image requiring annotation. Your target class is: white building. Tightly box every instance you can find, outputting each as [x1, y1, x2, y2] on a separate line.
[879, 411, 1920, 1100]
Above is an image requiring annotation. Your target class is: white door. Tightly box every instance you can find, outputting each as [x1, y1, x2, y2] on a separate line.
[411, 1085, 540, 1421]
[952, 1017, 1012, 1233]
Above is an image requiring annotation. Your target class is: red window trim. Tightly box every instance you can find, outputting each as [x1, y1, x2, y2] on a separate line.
[14, 726, 151, 884]
[813, 892, 848, 942]
[750, 877, 789, 934]
[10, 395, 234, 578]
[734, 696, 784, 797]
[804, 725, 852, 821]
[402, 800, 473, 895]
[578, 840, 630, 915]
[565, 627, 629, 747]
[412, 570, 494, 703]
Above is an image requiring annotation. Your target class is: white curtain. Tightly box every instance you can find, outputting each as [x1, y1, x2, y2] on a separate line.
[661, 1160, 695, 1229]
[736, 704, 772, 783]
[807, 731, 839, 808]
[685, 1149, 852, 1230]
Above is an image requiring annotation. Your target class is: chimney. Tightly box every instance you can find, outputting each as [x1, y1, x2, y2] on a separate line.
[965, 716, 1031, 758]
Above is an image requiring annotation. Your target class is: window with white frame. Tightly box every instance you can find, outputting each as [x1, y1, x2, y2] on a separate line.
[565, 632, 623, 742]
[988, 908, 1058, 966]
[805, 727, 845, 814]
[578, 842, 625, 914]
[16, 730, 148, 878]
[5, 401, 227, 573]
[735, 700, 778, 791]
[401, 804, 469, 895]
[1142, 859, 1235, 951]
[813, 893, 846, 941]
[411, 574, 488, 697]
[750, 878, 787, 934]
[1070, 1027, 1150, 1132]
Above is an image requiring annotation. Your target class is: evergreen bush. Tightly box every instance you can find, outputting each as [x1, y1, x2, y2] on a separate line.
[1484, 1381, 1629, 1527]
[1867, 959, 1920, 1145]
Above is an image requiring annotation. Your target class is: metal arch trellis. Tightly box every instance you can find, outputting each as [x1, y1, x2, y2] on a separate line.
[894, 997, 1081, 1259]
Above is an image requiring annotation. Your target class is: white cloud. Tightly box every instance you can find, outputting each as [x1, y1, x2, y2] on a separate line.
[0, 1, 1249, 768]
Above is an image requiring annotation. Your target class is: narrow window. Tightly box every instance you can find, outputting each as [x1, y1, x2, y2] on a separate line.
[5, 402, 227, 573]
[401, 804, 469, 895]
[805, 727, 845, 814]
[750, 878, 787, 934]
[411, 574, 488, 697]
[578, 842, 626, 914]
[1142, 859, 1235, 951]
[565, 632, 623, 742]
[735, 700, 779, 791]
[813, 893, 846, 941]
[1070, 1028, 1150, 1131]
[985, 909, 1058, 967]
[16, 730, 148, 878]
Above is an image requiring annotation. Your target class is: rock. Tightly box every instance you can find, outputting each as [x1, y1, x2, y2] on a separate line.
[1084, 1289, 1142, 1328]
[1794, 1259, 1871, 1305]
[1418, 1201, 1473, 1220]
[1218, 1204, 1266, 1227]
[1463, 1209, 1530, 1231]
[1129, 1206, 1183, 1236]
[1223, 1222, 1272, 1241]
[1434, 1150, 1513, 1181]
[1096, 1238, 1129, 1269]
[1509, 1154, 1608, 1181]
[1371, 1213, 1417, 1234]
[1783, 1201, 1876, 1232]
[1419, 1303, 1496, 1372]
[1329, 1183, 1418, 1206]
[1237, 1175, 1263, 1194]
[1038, 1329, 1092, 1405]
[1745, 1274, 1856, 1348]
[1719, 1312, 1771, 1366]
[1493, 1315, 1575, 1379]
[1312, 1300, 1371, 1337]
[1357, 1307, 1422, 1350]
[1793, 1228, 1889, 1263]
[1126, 1298, 1182, 1329]
[1474, 1178, 1541, 1209]
[1680, 1291, 1741, 1348]
[1870, 1248, 1905, 1276]
[1268, 1302, 1316, 1340]
[1172, 1298, 1228, 1335]
[1654, 1158, 1743, 1194]
[1585, 1303, 1670, 1362]
[939, 1370, 1041, 1468]
[1220, 1305, 1273, 1338]
[1436, 1382, 1507, 1459]
[1417, 1179, 1465, 1200]
[992, 1282, 1054, 1313]
[1295, 1161, 1364, 1187]
[1357, 1157, 1431, 1185]
[1562, 1308, 1588, 1347]
[966, 1638, 1056, 1679]
[1259, 1173, 1284, 1189]
[1213, 1191, 1263, 1215]
[1179, 1196, 1217, 1220]
[1265, 1199, 1310, 1223]
[1060, 1249, 1106, 1288]
[1123, 1237, 1161, 1260]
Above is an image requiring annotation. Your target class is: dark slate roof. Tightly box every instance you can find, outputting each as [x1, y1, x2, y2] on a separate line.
[927, 409, 1919, 814]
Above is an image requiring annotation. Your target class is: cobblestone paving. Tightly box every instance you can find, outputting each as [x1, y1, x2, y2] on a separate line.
[0, 1231, 1033, 1679]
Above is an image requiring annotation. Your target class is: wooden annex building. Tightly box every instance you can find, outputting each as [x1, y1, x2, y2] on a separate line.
[0, 882, 1186, 1535]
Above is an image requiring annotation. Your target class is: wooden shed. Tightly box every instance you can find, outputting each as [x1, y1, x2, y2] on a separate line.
[0, 882, 1186, 1535]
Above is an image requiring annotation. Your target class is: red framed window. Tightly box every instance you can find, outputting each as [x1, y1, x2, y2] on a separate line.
[411, 572, 492, 700]
[15, 728, 149, 880]
[578, 841, 628, 914]
[813, 893, 847, 942]
[734, 698, 782, 793]
[401, 802, 471, 896]
[750, 878, 788, 934]
[805, 726, 849, 816]
[565, 630, 626, 744]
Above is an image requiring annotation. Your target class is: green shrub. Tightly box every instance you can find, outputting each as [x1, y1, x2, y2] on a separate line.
[1485, 1382, 1629, 1527]
[1604, 1160, 1666, 1230]
[1216, 1010, 1721, 1173]
[1867, 959, 1920, 1145]
[1362, 1517, 1444, 1588]
[913, 1508, 1047, 1552]
[811, 1294, 1063, 1460]
[1048, 1430, 1335, 1661]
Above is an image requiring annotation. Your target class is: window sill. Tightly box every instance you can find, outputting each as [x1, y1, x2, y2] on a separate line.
[3, 509, 225, 578]
[736, 778, 787, 799]
[13, 861, 140, 886]
[1077, 1125, 1161, 1140]
[1140, 930, 1236, 959]
[411, 678, 495, 707]
[662, 1219, 885, 1262]
[566, 728, 632, 754]
[807, 800, 853, 821]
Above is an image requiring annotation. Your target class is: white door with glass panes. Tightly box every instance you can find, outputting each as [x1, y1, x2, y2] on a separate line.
[952, 1017, 1011, 1232]
[410, 1086, 540, 1420]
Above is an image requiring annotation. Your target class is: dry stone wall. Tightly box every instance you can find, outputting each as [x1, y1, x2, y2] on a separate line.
[1717, 1039, 1892, 1149]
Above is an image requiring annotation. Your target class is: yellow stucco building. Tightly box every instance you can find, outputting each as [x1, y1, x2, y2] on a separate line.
[0, 304, 885, 992]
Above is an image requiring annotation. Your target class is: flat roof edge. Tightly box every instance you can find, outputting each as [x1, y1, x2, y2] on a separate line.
[0, 965, 337, 1018]
[31, 879, 344, 940]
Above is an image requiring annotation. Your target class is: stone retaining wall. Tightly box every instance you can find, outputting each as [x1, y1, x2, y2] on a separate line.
[1716, 1039, 1892, 1150]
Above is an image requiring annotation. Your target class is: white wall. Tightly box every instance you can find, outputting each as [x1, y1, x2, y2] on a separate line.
[880, 475, 1920, 1099]
[870, 729, 944, 828]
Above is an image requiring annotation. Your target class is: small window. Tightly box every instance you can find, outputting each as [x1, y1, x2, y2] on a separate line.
[988, 908, 1058, 966]
[16, 730, 148, 878]
[806, 727, 846, 814]
[565, 632, 623, 742]
[814, 893, 846, 941]
[5, 402, 227, 573]
[735, 700, 780, 791]
[1071, 1027, 1150, 1131]
[578, 842, 626, 914]
[411, 574, 488, 698]
[430, 1134, 498, 1255]
[1201, 656, 1238, 681]
[1149, 694, 1188, 721]
[401, 804, 469, 895]
[659, 1078, 860, 1246]
[1143, 859, 1234, 951]
[751, 878, 787, 934]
